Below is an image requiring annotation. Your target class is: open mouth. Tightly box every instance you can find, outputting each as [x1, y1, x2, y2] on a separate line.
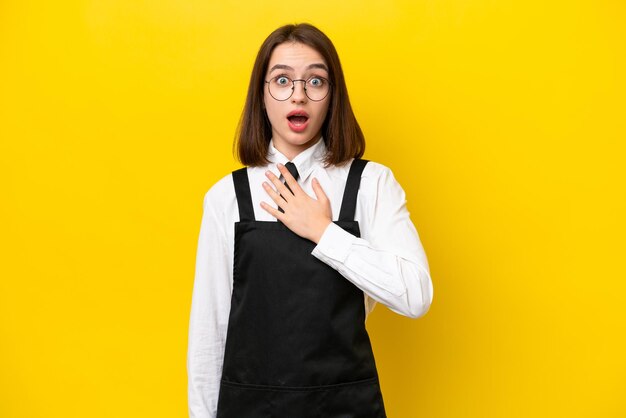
[287, 115, 309, 126]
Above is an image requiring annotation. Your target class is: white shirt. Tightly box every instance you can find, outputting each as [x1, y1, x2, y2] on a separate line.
[187, 137, 434, 418]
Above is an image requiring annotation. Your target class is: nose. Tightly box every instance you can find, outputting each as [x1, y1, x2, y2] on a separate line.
[291, 80, 308, 103]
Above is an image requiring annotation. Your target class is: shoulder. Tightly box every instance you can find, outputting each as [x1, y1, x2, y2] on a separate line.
[202, 170, 238, 215]
[329, 159, 391, 179]
[322, 158, 398, 188]
[358, 159, 401, 193]
[361, 159, 392, 178]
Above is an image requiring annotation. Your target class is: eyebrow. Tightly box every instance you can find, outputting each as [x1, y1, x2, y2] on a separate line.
[268, 63, 329, 73]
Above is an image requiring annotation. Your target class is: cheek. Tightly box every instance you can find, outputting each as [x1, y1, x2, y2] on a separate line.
[316, 102, 330, 125]
[263, 97, 281, 124]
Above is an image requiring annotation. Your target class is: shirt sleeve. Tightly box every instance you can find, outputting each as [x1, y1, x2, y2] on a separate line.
[311, 165, 434, 319]
[187, 187, 232, 418]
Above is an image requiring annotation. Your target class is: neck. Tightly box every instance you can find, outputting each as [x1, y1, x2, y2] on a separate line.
[273, 135, 320, 161]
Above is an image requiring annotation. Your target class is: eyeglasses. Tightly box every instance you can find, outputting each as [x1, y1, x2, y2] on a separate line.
[265, 75, 331, 101]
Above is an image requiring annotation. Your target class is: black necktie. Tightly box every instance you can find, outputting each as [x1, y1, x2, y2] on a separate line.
[283, 162, 300, 192]
[278, 162, 299, 213]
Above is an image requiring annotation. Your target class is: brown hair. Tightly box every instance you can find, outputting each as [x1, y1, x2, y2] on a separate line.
[233, 23, 365, 167]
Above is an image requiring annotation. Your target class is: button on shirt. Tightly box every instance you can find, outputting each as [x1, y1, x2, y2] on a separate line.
[187, 137, 434, 418]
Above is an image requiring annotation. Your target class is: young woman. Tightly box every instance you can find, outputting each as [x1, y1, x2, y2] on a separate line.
[187, 23, 434, 418]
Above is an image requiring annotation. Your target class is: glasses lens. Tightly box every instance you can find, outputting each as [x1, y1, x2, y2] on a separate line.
[268, 76, 294, 101]
[304, 76, 330, 101]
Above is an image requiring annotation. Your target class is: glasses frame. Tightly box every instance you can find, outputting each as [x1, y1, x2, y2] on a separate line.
[264, 75, 332, 102]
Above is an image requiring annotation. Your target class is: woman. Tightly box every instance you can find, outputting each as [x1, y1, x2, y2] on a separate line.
[188, 23, 434, 418]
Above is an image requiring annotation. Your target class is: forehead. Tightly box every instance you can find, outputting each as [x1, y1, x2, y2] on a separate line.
[267, 42, 327, 71]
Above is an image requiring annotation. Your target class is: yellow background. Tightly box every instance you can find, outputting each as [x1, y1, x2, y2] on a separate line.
[1, 0, 624, 417]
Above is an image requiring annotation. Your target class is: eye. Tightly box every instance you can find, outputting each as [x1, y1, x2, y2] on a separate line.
[308, 77, 325, 87]
[275, 76, 290, 86]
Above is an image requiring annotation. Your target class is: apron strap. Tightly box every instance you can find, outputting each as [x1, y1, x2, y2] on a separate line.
[338, 159, 369, 222]
[232, 167, 255, 222]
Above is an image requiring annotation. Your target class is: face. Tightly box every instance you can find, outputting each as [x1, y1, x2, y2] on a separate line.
[263, 42, 331, 158]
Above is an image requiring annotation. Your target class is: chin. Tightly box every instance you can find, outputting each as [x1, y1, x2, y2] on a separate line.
[284, 133, 320, 146]
[297, 136, 318, 144]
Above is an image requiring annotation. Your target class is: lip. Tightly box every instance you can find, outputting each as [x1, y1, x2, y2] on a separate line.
[287, 118, 309, 133]
[287, 110, 310, 118]
[286, 109, 310, 133]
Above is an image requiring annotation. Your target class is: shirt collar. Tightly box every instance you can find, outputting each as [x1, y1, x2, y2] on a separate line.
[267, 137, 327, 182]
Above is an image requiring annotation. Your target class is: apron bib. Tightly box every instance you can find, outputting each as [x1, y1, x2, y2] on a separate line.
[216, 159, 386, 418]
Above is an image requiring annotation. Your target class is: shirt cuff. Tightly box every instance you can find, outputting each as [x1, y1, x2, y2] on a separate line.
[311, 222, 357, 264]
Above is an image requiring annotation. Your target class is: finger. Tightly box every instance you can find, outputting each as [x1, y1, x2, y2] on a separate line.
[265, 170, 292, 200]
[262, 181, 287, 206]
[277, 163, 303, 196]
[260, 200, 285, 221]
[311, 177, 328, 202]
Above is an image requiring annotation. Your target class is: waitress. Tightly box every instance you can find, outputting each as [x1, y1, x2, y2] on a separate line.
[187, 23, 434, 418]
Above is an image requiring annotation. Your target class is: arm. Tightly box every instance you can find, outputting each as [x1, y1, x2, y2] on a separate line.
[259, 161, 433, 318]
[187, 188, 231, 418]
[311, 164, 434, 319]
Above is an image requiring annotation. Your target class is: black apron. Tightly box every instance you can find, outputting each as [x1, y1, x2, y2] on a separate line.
[216, 159, 387, 418]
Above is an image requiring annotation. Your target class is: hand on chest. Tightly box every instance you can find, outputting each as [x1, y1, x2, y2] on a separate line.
[249, 164, 346, 222]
